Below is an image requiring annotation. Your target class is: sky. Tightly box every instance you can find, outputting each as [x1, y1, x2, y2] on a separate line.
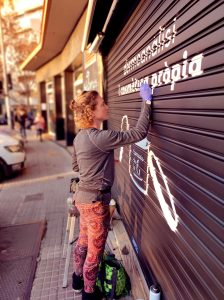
[13, 0, 44, 12]
[11, 0, 44, 32]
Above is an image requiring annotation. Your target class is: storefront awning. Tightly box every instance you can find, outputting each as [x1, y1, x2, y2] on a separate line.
[21, 0, 88, 71]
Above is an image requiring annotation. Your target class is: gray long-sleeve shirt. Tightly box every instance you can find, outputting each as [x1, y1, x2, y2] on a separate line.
[72, 102, 151, 203]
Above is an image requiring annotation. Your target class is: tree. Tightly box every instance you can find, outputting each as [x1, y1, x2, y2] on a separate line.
[0, 2, 39, 106]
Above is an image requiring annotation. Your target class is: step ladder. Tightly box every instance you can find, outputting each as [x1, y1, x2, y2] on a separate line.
[62, 196, 79, 288]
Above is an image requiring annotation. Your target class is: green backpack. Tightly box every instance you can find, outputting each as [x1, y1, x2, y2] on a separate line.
[96, 253, 131, 299]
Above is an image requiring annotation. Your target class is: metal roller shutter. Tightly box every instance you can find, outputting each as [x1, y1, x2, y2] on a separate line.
[104, 0, 224, 299]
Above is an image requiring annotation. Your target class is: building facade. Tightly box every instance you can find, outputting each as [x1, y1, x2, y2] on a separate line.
[22, 0, 89, 144]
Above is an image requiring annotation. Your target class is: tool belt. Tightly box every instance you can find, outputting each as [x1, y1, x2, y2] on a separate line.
[78, 186, 111, 194]
[78, 186, 111, 203]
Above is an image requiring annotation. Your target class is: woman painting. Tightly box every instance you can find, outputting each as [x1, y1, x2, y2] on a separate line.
[70, 84, 152, 300]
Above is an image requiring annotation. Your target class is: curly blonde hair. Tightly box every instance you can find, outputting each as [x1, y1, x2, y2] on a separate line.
[70, 90, 99, 128]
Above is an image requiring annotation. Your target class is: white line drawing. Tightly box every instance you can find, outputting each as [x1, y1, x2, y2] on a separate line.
[148, 151, 178, 231]
[119, 115, 179, 231]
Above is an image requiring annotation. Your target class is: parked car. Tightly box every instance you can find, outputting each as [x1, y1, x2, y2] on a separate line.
[0, 133, 25, 181]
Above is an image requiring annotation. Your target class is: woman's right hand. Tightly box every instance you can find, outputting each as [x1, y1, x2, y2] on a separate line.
[140, 83, 152, 104]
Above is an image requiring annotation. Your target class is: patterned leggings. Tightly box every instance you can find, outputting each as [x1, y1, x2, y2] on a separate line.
[73, 201, 110, 293]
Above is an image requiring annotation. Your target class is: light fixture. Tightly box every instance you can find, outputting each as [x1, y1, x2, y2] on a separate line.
[88, 32, 105, 53]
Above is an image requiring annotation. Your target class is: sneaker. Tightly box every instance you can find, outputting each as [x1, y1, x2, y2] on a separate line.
[72, 272, 84, 293]
[82, 287, 103, 300]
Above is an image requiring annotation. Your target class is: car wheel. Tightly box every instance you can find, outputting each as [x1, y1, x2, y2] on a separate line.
[0, 162, 6, 182]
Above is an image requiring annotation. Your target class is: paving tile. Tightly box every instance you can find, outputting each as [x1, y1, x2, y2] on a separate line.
[66, 291, 76, 297]
[58, 292, 66, 299]
[40, 296, 49, 300]
[49, 288, 57, 295]
[49, 295, 58, 300]
[51, 275, 60, 282]
[34, 277, 45, 284]
[43, 283, 51, 290]
[31, 289, 42, 297]
[41, 288, 51, 295]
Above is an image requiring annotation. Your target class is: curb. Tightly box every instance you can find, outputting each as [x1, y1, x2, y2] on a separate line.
[49, 139, 73, 156]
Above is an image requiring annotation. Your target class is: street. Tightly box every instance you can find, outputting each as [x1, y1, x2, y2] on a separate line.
[0, 132, 81, 300]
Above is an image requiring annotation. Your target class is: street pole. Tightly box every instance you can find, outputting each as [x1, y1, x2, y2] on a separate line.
[0, 5, 11, 128]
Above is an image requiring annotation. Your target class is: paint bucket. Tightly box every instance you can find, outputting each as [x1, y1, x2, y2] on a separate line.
[149, 284, 161, 300]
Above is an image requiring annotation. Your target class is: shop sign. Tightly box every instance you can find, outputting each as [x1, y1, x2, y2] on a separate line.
[83, 60, 99, 91]
[119, 50, 203, 94]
